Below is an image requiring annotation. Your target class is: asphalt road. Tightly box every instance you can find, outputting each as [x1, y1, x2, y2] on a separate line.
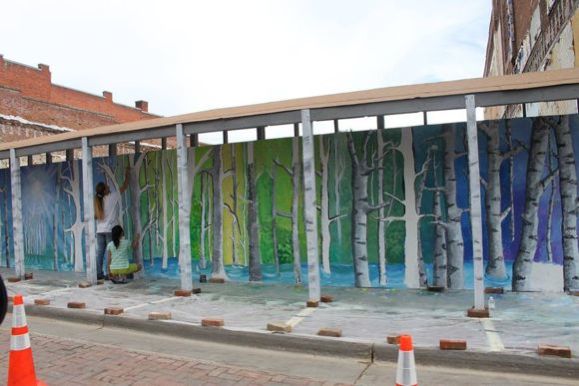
[0, 316, 576, 386]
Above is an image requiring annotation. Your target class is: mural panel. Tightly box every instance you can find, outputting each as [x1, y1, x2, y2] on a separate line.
[0, 115, 577, 292]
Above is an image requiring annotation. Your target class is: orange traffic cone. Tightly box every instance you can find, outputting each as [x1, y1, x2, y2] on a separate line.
[8, 294, 46, 386]
[395, 335, 417, 386]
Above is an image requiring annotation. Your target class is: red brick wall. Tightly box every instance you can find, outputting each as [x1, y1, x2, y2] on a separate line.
[0, 55, 157, 132]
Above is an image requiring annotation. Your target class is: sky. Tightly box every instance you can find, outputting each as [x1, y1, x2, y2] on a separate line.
[1, 1, 491, 142]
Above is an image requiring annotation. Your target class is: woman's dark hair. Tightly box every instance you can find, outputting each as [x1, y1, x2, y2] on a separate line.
[111, 225, 124, 249]
[94, 182, 106, 220]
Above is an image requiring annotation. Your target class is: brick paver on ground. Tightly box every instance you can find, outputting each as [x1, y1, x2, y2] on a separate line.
[0, 333, 352, 386]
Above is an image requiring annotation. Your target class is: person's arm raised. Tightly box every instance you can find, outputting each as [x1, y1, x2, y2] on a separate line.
[119, 166, 131, 194]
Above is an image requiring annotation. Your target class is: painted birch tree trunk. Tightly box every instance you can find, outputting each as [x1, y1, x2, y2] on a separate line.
[319, 136, 332, 274]
[62, 161, 85, 273]
[513, 118, 553, 291]
[81, 139, 97, 284]
[231, 145, 239, 266]
[554, 116, 579, 291]
[291, 135, 302, 284]
[271, 164, 280, 275]
[333, 133, 343, 244]
[483, 123, 508, 280]
[1, 189, 9, 268]
[347, 132, 371, 287]
[401, 128, 423, 288]
[128, 153, 146, 272]
[377, 128, 387, 286]
[200, 173, 208, 270]
[211, 146, 227, 279]
[443, 124, 465, 288]
[176, 125, 193, 291]
[247, 142, 262, 281]
[546, 133, 556, 263]
[432, 189, 447, 287]
[53, 164, 60, 271]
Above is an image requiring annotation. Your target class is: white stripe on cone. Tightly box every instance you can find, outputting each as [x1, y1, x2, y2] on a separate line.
[10, 334, 31, 351]
[12, 304, 27, 328]
[395, 350, 417, 386]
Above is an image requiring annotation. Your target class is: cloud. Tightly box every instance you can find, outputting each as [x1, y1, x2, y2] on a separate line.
[0, 0, 491, 117]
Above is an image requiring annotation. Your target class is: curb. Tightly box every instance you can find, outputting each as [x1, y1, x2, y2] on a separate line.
[19, 305, 579, 379]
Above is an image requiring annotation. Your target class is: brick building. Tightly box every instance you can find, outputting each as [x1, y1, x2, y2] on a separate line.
[0, 55, 160, 163]
[484, 0, 579, 118]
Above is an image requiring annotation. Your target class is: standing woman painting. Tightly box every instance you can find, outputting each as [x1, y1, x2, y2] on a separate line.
[94, 166, 130, 280]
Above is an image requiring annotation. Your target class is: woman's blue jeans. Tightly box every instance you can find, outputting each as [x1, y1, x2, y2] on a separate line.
[96, 232, 112, 279]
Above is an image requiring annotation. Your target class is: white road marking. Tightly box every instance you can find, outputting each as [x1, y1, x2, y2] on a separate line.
[480, 318, 504, 352]
[286, 307, 317, 328]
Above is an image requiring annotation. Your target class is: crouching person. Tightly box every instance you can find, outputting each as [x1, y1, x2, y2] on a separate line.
[107, 225, 142, 284]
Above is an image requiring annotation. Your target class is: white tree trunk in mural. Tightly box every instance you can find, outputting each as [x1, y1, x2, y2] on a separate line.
[61, 161, 84, 272]
[292, 136, 302, 284]
[210, 146, 227, 279]
[200, 173, 208, 270]
[10, 150, 24, 278]
[432, 188, 448, 287]
[513, 118, 557, 291]
[333, 133, 344, 245]
[480, 121, 518, 280]
[318, 136, 341, 275]
[554, 116, 579, 291]
[442, 124, 465, 288]
[401, 128, 431, 288]
[270, 164, 280, 275]
[276, 135, 303, 284]
[377, 130, 387, 285]
[128, 153, 147, 273]
[0, 188, 9, 268]
[247, 142, 262, 281]
[53, 164, 61, 271]
[347, 131, 392, 287]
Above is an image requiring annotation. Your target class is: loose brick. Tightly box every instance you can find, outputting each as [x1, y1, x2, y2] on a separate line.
[7, 276, 21, 283]
[199, 274, 207, 283]
[467, 307, 489, 318]
[267, 322, 292, 333]
[104, 307, 124, 316]
[67, 302, 86, 309]
[485, 287, 505, 294]
[78, 281, 92, 288]
[192, 288, 202, 294]
[148, 312, 171, 321]
[24, 272, 33, 280]
[202, 318, 224, 327]
[320, 295, 334, 303]
[440, 339, 467, 350]
[317, 328, 342, 338]
[387, 335, 401, 345]
[209, 277, 225, 284]
[538, 344, 572, 358]
[306, 300, 319, 308]
[174, 289, 192, 297]
[34, 298, 50, 306]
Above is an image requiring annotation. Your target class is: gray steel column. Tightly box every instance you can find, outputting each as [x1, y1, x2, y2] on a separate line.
[9, 150, 25, 279]
[190, 134, 198, 148]
[222, 131, 229, 144]
[66, 149, 74, 162]
[82, 137, 97, 284]
[109, 144, 117, 157]
[134, 140, 141, 153]
[300, 109, 321, 303]
[465, 95, 485, 310]
[161, 138, 167, 150]
[257, 126, 266, 140]
[176, 124, 193, 291]
[46, 152, 52, 165]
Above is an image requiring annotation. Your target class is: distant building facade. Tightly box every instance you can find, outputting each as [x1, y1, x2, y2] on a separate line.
[0, 55, 159, 163]
[484, 0, 579, 118]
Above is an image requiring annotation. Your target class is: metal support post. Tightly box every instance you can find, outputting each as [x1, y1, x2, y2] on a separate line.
[81, 138, 97, 284]
[9, 150, 25, 279]
[465, 95, 485, 312]
[301, 109, 321, 303]
[176, 124, 193, 291]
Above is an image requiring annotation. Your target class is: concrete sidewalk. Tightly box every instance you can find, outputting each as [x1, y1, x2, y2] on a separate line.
[2, 268, 578, 378]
